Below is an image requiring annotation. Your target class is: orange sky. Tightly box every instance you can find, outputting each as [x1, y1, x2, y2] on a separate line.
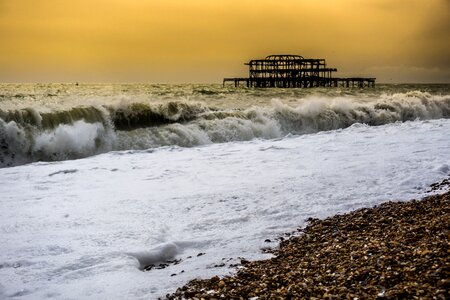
[0, 0, 449, 83]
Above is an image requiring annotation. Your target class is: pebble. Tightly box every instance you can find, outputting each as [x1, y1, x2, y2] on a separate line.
[166, 190, 450, 299]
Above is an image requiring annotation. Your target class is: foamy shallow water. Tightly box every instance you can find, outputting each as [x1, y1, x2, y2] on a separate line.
[1, 118, 449, 299]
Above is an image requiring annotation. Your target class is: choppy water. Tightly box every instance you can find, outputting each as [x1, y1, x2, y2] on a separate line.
[1, 83, 449, 167]
[1, 83, 450, 299]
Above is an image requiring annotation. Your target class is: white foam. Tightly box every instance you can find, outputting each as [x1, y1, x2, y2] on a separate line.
[129, 243, 180, 270]
[33, 120, 114, 159]
[436, 164, 450, 174]
[0, 120, 115, 167]
[0, 118, 449, 299]
[1, 90, 450, 167]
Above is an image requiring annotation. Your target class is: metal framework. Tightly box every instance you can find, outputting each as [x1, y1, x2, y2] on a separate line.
[224, 54, 375, 88]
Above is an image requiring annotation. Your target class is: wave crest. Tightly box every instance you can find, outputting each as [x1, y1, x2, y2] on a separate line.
[1, 91, 449, 167]
[110, 101, 208, 130]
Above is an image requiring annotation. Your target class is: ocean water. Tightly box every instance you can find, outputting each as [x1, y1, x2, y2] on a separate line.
[0, 84, 449, 299]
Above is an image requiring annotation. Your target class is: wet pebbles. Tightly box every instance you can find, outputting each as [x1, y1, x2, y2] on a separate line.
[167, 192, 449, 299]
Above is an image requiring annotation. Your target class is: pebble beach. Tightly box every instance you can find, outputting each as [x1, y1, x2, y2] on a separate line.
[168, 188, 449, 299]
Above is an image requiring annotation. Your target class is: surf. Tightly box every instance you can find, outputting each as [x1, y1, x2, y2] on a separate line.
[1, 86, 449, 167]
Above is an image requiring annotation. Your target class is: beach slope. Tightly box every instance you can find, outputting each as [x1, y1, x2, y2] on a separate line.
[168, 192, 449, 299]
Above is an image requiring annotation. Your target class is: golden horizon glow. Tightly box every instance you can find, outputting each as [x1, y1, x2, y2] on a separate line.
[0, 0, 449, 83]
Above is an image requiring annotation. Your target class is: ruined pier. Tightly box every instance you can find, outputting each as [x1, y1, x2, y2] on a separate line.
[223, 55, 375, 88]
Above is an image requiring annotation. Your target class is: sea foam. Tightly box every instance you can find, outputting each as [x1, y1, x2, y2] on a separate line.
[1, 88, 449, 167]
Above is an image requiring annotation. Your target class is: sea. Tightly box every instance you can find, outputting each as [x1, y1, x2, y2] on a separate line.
[0, 83, 449, 299]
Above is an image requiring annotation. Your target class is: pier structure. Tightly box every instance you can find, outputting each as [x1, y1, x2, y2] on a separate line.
[223, 55, 375, 88]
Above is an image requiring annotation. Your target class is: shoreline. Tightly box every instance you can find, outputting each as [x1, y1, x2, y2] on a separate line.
[167, 190, 449, 299]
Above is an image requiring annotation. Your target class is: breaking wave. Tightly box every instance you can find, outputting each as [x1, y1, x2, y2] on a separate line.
[1, 91, 449, 167]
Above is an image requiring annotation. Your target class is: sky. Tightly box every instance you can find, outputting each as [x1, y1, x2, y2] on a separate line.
[0, 0, 449, 83]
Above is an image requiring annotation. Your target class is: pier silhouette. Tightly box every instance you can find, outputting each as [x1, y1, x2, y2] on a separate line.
[224, 55, 375, 88]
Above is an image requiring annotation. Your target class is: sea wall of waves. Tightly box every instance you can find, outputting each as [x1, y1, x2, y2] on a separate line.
[1, 91, 449, 167]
